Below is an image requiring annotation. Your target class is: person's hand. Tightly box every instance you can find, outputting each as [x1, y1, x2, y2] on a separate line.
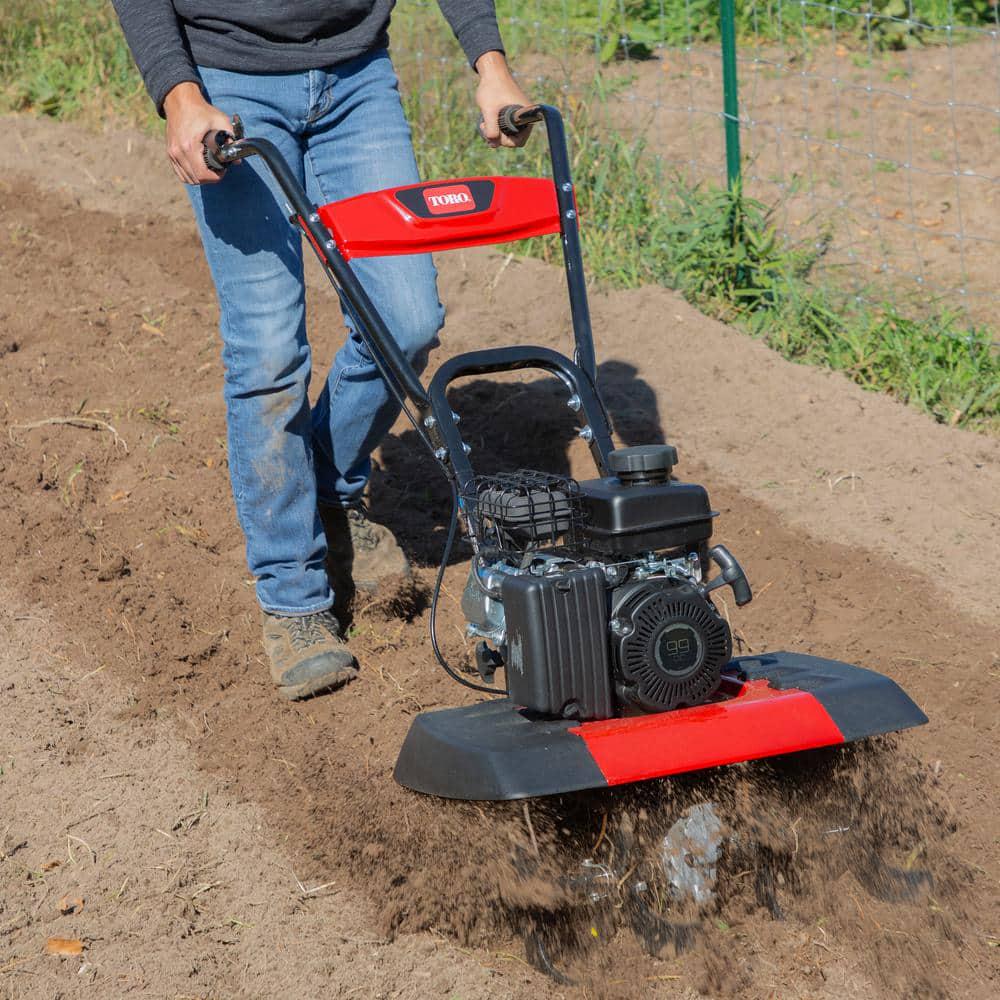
[474, 51, 534, 149]
[163, 82, 234, 185]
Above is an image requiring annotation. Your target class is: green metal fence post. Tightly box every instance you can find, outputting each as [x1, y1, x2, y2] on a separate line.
[720, 0, 742, 189]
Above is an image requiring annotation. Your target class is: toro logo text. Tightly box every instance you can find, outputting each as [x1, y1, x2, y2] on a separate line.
[422, 184, 475, 215]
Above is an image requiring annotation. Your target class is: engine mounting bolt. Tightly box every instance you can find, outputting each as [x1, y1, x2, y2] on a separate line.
[324, 240, 336, 251]
[578, 425, 594, 442]
[462, 443, 472, 455]
[434, 447, 448, 462]
[565, 209, 577, 220]
[308, 213, 320, 223]
[561, 182, 573, 192]
[610, 617, 626, 636]
[451, 410, 461, 423]
[423, 415, 436, 429]
[566, 394, 582, 412]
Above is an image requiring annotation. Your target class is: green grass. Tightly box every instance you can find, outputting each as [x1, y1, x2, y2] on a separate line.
[495, 0, 1000, 59]
[403, 59, 999, 431]
[2, 1, 997, 432]
[0, 0, 146, 120]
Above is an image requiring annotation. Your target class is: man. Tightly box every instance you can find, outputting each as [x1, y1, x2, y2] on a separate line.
[111, 2, 531, 700]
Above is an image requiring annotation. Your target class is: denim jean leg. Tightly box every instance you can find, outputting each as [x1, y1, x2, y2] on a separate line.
[303, 50, 445, 506]
[188, 66, 332, 615]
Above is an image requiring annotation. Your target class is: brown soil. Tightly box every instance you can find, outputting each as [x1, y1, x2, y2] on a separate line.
[1, 117, 998, 998]
[0, 589, 532, 999]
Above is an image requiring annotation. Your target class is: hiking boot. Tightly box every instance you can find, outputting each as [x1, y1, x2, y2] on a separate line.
[320, 503, 411, 595]
[261, 609, 358, 701]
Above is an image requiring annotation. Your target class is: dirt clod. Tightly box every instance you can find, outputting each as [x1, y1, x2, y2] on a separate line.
[96, 554, 130, 581]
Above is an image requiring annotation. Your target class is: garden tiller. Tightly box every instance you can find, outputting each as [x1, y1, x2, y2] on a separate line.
[205, 105, 926, 803]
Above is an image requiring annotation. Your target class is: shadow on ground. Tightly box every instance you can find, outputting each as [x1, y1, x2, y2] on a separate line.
[372, 359, 665, 566]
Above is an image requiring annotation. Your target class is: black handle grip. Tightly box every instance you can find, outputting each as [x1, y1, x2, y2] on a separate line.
[202, 114, 245, 173]
[498, 103, 544, 137]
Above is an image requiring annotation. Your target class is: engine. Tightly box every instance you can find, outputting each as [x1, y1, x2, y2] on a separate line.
[460, 446, 751, 722]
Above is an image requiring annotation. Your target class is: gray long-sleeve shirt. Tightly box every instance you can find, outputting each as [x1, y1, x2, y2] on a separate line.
[112, 1, 504, 114]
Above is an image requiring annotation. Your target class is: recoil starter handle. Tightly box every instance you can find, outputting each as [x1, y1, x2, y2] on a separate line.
[703, 544, 753, 607]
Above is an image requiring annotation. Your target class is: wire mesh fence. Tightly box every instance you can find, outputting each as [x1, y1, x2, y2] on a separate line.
[398, 2, 1000, 327]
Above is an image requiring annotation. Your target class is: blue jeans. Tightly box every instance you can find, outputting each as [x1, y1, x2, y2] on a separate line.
[188, 50, 444, 616]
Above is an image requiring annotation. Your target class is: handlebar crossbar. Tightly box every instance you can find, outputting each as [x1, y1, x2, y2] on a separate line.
[200, 105, 600, 482]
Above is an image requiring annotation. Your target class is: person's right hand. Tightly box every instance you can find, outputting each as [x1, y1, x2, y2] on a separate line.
[163, 82, 234, 185]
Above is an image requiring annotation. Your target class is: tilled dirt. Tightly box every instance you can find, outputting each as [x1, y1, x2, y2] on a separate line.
[1, 119, 998, 998]
[0, 591, 532, 1000]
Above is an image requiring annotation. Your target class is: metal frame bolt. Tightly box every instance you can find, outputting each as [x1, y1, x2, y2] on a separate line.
[578, 425, 594, 442]
[434, 447, 448, 462]
[566, 394, 582, 412]
[423, 415, 436, 429]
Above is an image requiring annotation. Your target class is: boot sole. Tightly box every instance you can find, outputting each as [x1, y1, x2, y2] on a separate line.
[278, 665, 359, 701]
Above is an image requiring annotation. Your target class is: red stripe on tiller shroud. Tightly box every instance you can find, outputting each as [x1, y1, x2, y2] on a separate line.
[569, 679, 845, 786]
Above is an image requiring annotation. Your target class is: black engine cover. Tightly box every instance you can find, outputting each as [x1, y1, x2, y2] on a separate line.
[501, 567, 614, 721]
[610, 582, 730, 712]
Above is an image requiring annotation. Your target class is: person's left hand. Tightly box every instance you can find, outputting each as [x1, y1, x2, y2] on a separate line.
[474, 51, 534, 148]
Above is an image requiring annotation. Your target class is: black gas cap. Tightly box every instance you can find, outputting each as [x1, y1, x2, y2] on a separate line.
[608, 445, 678, 486]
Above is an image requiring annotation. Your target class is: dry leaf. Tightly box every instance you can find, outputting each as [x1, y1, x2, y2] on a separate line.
[40, 859, 62, 872]
[58, 895, 84, 915]
[890, 210, 905, 221]
[45, 938, 83, 956]
[109, 489, 130, 502]
[140, 322, 164, 338]
[835, 44, 847, 57]
[920, 218, 943, 229]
